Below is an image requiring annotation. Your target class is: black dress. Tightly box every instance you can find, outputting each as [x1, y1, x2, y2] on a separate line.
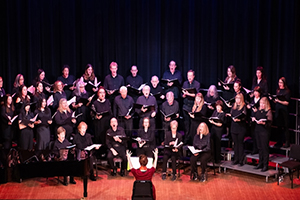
[210, 110, 225, 163]
[230, 105, 247, 164]
[274, 88, 290, 146]
[0, 105, 14, 149]
[91, 99, 112, 145]
[254, 109, 272, 169]
[187, 105, 207, 145]
[34, 108, 51, 150]
[54, 110, 75, 140]
[19, 111, 34, 150]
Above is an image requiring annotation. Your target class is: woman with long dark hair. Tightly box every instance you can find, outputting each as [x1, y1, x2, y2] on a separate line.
[209, 100, 225, 164]
[34, 98, 52, 150]
[273, 77, 290, 148]
[251, 66, 268, 96]
[80, 64, 98, 96]
[18, 102, 35, 150]
[0, 94, 15, 149]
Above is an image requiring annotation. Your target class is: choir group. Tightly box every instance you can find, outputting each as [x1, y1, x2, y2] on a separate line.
[0, 60, 291, 183]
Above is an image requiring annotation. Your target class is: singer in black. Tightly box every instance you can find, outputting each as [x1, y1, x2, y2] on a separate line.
[136, 117, 156, 157]
[228, 93, 247, 166]
[186, 93, 207, 145]
[0, 77, 6, 104]
[57, 65, 76, 100]
[34, 98, 52, 150]
[273, 77, 291, 148]
[33, 82, 46, 104]
[126, 65, 143, 102]
[252, 97, 272, 172]
[80, 64, 99, 96]
[190, 122, 211, 182]
[251, 66, 268, 96]
[204, 85, 220, 118]
[91, 86, 112, 145]
[71, 80, 91, 124]
[162, 60, 182, 99]
[113, 86, 134, 138]
[103, 62, 124, 106]
[52, 81, 67, 110]
[247, 86, 262, 155]
[161, 120, 182, 181]
[0, 94, 15, 149]
[52, 127, 76, 185]
[73, 122, 99, 181]
[161, 91, 179, 141]
[208, 100, 225, 164]
[136, 85, 158, 129]
[182, 70, 201, 139]
[18, 103, 35, 150]
[106, 117, 127, 176]
[54, 98, 76, 140]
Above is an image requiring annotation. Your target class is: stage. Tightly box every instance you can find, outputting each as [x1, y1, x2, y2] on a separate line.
[0, 166, 300, 200]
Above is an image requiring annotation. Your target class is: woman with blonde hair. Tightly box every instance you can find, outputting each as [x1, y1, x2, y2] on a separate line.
[187, 93, 207, 145]
[228, 93, 247, 166]
[54, 98, 76, 140]
[52, 80, 66, 110]
[252, 97, 272, 172]
[190, 122, 211, 182]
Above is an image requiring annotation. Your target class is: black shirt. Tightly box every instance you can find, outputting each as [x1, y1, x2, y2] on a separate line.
[193, 133, 211, 152]
[73, 133, 93, 150]
[161, 100, 179, 120]
[126, 75, 143, 89]
[106, 126, 127, 149]
[113, 95, 134, 117]
[136, 95, 158, 118]
[104, 74, 124, 90]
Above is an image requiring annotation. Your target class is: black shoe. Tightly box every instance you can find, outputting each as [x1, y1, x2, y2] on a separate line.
[239, 162, 244, 167]
[200, 174, 206, 182]
[162, 173, 167, 180]
[261, 167, 268, 172]
[171, 174, 177, 181]
[63, 181, 68, 186]
[69, 177, 76, 184]
[120, 170, 126, 177]
[254, 164, 263, 169]
[111, 169, 117, 176]
[191, 172, 198, 181]
[90, 175, 96, 181]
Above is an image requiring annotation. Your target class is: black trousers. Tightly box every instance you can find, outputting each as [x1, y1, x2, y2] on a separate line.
[117, 117, 133, 137]
[256, 130, 270, 168]
[190, 151, 211, 175]
[211, 126, 222, 163]
[231, 132, 245, 164]
[107, 147, 127, 171]
[162, 150, 179, 175]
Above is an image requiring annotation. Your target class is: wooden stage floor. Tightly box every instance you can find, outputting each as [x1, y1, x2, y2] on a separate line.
[0, 166, 300, 200]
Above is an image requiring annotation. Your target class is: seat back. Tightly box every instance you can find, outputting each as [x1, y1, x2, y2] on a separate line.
[289, 144, 300, 161]
[132, 180, 153, 200]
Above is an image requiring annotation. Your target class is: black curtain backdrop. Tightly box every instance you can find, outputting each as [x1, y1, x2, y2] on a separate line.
[0, 0, 299, 97]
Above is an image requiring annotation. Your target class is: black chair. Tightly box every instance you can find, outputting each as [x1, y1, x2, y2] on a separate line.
[132, 180, 153, 200]
[277, 144, 300, 188]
